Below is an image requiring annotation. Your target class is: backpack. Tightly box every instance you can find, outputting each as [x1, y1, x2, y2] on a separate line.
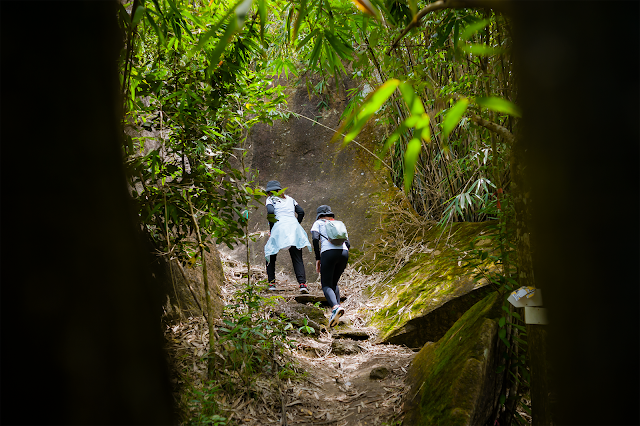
[322, 219, 348, 245]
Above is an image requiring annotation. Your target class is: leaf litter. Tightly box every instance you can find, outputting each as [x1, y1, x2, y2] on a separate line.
[164, 251, 416, 425]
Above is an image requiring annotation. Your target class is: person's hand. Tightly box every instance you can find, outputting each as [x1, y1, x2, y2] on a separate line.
[316, 260, 321, 273]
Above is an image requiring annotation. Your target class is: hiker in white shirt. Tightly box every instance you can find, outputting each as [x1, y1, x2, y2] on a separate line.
[310, 205, 350, 326]
[263, 180, 311, 293]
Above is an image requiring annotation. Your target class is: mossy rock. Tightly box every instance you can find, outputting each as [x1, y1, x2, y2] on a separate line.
[404, 291, 505, 425]
[273, 302, 327, 332]
[368, 221, 498, 345]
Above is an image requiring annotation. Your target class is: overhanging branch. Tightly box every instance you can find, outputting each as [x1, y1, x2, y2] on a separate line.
[470, 113, 515, 145]
[387, 0, 509, 54]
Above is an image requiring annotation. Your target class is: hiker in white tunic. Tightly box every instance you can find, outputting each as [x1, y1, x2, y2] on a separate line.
[263, 180, 311, 293]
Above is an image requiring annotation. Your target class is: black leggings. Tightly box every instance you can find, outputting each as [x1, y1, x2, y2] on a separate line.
[266, 247, 306, 284]
[320, 249, 349, 307]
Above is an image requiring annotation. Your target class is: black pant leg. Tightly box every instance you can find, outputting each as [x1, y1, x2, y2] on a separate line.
[289, 247, 307, 284]
[266, 254, 277, 283]
[330, 250, 349, 301]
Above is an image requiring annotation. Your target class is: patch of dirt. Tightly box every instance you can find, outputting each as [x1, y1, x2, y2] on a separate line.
[164, 255, 415, 425]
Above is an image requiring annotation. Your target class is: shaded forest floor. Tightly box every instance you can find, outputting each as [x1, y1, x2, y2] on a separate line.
[164, 254, 415, 425]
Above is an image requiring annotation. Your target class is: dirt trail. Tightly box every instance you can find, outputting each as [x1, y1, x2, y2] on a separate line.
[263, 276, 414, 426]
[165, 257, 415, 425]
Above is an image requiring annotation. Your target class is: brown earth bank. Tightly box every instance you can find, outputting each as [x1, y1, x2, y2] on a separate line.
[220, 74, 394, 284]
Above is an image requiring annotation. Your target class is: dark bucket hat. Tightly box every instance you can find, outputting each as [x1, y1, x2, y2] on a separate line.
[265, 180, 282, 192]
[316, 205, 335, 220]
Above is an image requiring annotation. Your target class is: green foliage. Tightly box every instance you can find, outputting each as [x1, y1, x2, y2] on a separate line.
[214, 281, 298, 388]
[298, 318, 315, 334]
[182, 280, 299, 423]
[186, 381, 227, 426]
[120, 0, 287, 259]
[288, 5, 519, 222]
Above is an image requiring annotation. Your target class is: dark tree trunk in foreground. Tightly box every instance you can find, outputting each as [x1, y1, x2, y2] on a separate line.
[511, 2, 640, 424]
[1, 2, 174, 424]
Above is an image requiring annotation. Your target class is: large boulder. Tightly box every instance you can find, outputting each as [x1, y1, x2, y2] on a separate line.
[404, 292, 505, 425]
[368, 221, 497, 346]
[148, 237, 225, 320]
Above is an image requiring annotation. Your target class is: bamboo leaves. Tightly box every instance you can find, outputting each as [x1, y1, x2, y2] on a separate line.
[443, 98, 469, 139]
[404, 138, 422, 190]
[335, 80, 431, 190]
[442, 96, 521, 141]
[351, 0, 380, 20]
[334, 78, 400, 145]
[475, 97, 523, 118]
[458, 18, 504, 55]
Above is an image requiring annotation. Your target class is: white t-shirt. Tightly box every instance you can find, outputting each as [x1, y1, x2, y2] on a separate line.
[310, 219, 348, 253]
[265, 195, 298, 220]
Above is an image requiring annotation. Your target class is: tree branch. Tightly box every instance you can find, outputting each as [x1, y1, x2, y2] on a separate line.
[470, 113, 516, 145]
[388, 0, 509, 54]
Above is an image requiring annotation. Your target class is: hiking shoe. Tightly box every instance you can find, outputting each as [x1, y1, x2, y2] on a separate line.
[299, 283, 309, 294]
[329, 306, 345, 327]
[268, 283, 277, 291]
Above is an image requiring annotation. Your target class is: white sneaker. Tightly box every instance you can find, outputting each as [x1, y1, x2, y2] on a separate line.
[329, 306, 345, 327]
[299, 283, 309, 294]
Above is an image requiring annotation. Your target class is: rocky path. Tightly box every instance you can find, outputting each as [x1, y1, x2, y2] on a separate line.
[165, 260, 415, 425]
[264, 277, 414, 426]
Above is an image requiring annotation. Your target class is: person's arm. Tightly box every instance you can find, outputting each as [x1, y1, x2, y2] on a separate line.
[266, 203, 276, 231]
[311, 231, 321, 260]
[294, 204, 305, 223]
[310, 221, 322, 273]
[312, 231, 321, 273]
[345, 239, 351, 250]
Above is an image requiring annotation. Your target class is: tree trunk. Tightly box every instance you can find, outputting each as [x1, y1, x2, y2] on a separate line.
[510, 2, 639, 424]
[1, 2, 174, 423]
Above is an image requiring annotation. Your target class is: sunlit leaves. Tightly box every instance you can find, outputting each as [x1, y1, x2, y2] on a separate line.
[351, 0, 380, 20]
[459, 19, 489, 42]
[399, 82, 425, 116]
[442, 98, 469, 139]
[475, 97, 522, 118]
[336, 79, 432, 190]
[403, 138, 421, 190]
[334, 78, 400, 145]
[441, 96, 521, 141]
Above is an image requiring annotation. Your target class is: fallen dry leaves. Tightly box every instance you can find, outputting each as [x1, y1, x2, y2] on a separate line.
[164, 253, 414, 425]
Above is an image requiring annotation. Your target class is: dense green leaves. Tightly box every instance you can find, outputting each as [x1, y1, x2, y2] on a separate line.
[442, 98, 470, 139]
[335, 78, 400, 144]
[475, 96, 522, 118]
[121, 0, 287, 260]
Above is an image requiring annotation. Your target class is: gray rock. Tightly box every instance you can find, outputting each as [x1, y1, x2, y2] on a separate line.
[333, 329, 370, 340]
[369, 366, 389, 380]
[380, 285, 494, 348]
[331, 339, 362, 355]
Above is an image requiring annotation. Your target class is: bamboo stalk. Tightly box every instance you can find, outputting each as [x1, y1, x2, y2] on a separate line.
[186, 190, 216, 378]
